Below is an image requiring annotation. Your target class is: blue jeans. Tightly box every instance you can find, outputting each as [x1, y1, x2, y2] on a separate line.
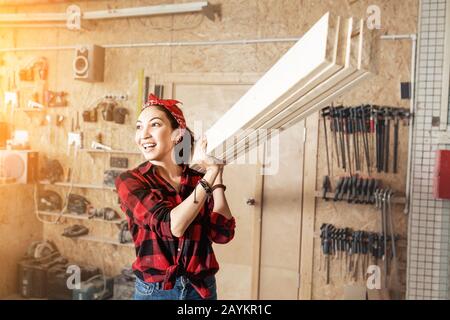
[134, 275, 217, 300]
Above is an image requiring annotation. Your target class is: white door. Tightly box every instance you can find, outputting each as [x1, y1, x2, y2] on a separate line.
[163, 74, 263, 299]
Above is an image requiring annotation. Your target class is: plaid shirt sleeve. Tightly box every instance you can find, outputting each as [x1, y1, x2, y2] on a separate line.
[206, 197, 236, 244]
[115, 171, 175, 239]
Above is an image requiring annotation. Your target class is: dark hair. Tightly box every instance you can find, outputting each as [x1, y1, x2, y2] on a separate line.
[152, 105, 195, 164]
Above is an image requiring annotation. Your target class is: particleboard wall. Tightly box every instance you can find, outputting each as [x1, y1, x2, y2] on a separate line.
[0, 0, 417, 299]
[307, 1, 418, 299]
[0, 185, 42, 298]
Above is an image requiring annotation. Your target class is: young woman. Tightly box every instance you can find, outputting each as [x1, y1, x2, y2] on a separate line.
[115, 94, 236, 300]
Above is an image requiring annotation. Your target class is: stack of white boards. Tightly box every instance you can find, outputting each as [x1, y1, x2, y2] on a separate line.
[203, 12, 376, 163]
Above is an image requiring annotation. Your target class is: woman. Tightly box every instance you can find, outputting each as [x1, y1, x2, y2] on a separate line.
[115, 94, 236, 300]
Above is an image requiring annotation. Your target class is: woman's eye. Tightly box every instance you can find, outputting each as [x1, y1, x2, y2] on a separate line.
[136, 125, 141, 130]
[151, 122, 161, 127]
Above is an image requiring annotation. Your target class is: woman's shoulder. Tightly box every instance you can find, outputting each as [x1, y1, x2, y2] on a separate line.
[115, 162, 154, 187]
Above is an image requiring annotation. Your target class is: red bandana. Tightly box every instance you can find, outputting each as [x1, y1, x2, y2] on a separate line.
[143, 93, 186, 131]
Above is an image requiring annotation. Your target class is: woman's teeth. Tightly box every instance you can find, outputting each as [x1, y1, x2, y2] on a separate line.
[142, 143, 156, 151]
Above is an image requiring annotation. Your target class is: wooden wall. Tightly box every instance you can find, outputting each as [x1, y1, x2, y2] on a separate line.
[0, 0, 418, 299]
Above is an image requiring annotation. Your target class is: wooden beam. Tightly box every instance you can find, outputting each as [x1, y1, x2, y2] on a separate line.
[206, 12, 340, 156]
[217, 16, 349, 160]
[217, 15, 345, 157]
[221, 18, 373, 162]
[0, 0, 73, 6]
[250, 154, 265, 299]
[298, 113, 319, 300]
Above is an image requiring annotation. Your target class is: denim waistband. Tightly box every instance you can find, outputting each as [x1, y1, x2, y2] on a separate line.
[136, 275, 190, 290]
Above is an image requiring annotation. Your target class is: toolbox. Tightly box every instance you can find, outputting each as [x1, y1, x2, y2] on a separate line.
[72, 275, 114, 300]
[47, 264, 100, 300]
[18, 252, 66, 299]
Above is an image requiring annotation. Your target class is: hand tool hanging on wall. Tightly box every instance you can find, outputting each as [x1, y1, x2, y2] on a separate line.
[381, 189, 389, 287]
[373, 187, 400, 289]
[136, 69, 144, 115]
[155, 84, 164, 98]
[320, 224, 332, 284]
[337, 107, 347, 171]
[338, 176, 350, 201]
[350, 231, 359, 280]
[383, 108, 391, 173]
[375, 108, 384, 173]
[350, 108, 360, 171]
[370, 105, 377, 172]
[326, 175, 381, 205]
[321, 105, 411, 175]
[361, 231, 369, 280]
[319, 223, 399, 286]
[322, 175, 332, 201]
[393, 110, 411, 174]
[392, 109, 400, 174]
[45, 91, 68, 107]
[386, 189, 402, 299]
[321, 107, 332, 200]
[144, 76, 150, 103]
[343, 108, 353, 175]
[368, 232, 377, 266]
[349, 175, 358, 203]
[359, 176, 367, 203]
[329, 106, 341, 169]
[75, 111, 80, 131]
[360, 105, 371, 174]
[356, 176, 366, 204]
[386, 190, 396, 264]
[333, 177, 344, 201]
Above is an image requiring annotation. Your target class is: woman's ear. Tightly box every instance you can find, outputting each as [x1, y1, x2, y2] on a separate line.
[172, 128, 183, 145]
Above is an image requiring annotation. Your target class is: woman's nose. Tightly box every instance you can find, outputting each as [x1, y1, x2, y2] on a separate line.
[138, 126, 152, 140]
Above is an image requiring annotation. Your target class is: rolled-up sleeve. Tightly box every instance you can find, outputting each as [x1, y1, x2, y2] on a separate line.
[206, 198, 236, 244]
[115, 171, 175, 239]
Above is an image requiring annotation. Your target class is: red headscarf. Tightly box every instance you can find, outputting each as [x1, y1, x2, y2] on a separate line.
[142, 93, 186, 131]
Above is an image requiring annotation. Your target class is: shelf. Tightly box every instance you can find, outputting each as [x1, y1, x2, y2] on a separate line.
[37, 210, 124, 225]
[80, 148, 141, 155]
[315, 191, 406, 204]
[39, 181, 116, 191]
[0, 183, 20, 188]
[17, 108, 45, 112]
[77, 235, 134, 248]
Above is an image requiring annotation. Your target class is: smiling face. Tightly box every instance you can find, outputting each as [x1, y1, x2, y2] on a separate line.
[135, 106, 179, 162]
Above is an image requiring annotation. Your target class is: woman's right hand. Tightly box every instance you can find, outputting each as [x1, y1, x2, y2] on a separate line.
[192, 136, 225, 173]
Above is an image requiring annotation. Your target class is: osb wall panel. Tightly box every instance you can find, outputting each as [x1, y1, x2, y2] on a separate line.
[309, 0, 418, 299]
[0, 186, 43, 298]
[0, 0, 417, 298]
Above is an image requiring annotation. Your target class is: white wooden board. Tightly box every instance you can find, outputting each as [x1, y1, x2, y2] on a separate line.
[205, 12, 340, 156]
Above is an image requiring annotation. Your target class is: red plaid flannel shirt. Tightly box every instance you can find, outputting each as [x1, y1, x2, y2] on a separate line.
[115, 161, 236, 299]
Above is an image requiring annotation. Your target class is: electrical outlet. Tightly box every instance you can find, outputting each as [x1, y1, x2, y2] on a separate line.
[110, 157, 128, 169]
